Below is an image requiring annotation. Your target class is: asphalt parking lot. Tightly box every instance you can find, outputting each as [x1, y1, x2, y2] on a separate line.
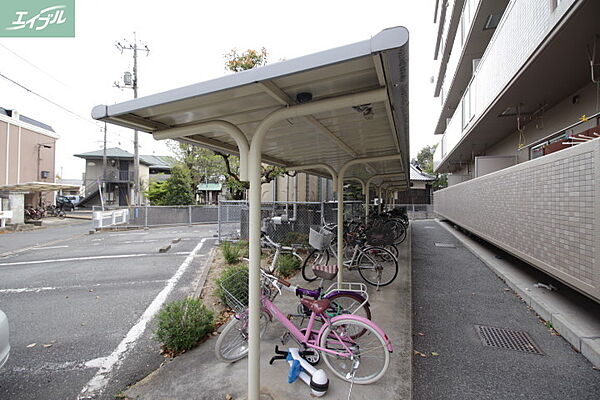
[0, 224, 217, 400]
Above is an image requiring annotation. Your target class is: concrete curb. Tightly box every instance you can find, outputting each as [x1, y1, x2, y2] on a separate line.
[192, 245, 217, 299]
[404, 226, 413, 400]
[437, 219, 600, 369]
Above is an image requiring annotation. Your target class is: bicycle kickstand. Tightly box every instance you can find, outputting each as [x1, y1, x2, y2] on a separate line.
[269, 345, 288, 364]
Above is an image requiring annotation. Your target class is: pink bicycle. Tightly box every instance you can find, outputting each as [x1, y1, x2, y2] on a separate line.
[215, 269, 393, 384]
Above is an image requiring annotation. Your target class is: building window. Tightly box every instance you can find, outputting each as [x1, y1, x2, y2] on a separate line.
[483, 14, 503, 30]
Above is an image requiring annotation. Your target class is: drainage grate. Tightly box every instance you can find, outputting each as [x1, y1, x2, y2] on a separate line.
[475, 325, 543, 355]
[434, 242, 455, 248]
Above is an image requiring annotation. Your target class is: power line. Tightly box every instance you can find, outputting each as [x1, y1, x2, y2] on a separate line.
[0, 43, 71, 88]
[0, 70, 100, 128]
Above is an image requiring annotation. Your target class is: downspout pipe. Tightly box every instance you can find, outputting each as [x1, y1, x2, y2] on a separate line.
[152, 120, 250, 181]
[246, 88, 387, 400]
[336, 154, 402, 286]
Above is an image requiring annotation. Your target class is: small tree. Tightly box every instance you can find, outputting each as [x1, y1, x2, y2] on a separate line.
[224, 48, 268, 72]
[163, 165, 195, 205]
[218, 47, 293, 199]
[169, 142, 225, 195]
[146, 181, 168, 205]
[412, 144, 447, 190]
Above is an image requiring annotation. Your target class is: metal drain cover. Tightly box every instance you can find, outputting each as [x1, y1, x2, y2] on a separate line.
[434, 242, 455, 248]
[475, 325, 543, 355]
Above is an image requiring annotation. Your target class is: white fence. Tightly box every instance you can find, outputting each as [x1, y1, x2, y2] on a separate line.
[92, 205, 219, 229]
[92, 209, 129, 229]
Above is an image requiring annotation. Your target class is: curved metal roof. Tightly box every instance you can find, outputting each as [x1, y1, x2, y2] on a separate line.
[92, 26, 410, 186]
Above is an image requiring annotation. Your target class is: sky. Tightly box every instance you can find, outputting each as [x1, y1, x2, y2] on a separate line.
[0, 0, 439, 180]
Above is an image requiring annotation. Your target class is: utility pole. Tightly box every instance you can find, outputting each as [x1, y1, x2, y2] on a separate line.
[115, 32, 149, 205]
[103, 121, 107, 196]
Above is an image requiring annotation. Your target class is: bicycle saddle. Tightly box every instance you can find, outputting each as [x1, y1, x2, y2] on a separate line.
[299, 298, 331, 314]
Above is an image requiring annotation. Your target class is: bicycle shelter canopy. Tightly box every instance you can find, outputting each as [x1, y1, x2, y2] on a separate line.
[0, 182, 80, 193]
[92, 26, 410, 400]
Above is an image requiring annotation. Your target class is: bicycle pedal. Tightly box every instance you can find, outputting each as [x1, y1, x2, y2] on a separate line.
[281, 331, 291, 345]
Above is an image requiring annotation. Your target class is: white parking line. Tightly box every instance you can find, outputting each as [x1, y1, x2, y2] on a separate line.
[9, 360, 92, 375]
[0, 253, 152, 267]
[108, 232, 149, 237]
[78, 238, 208, 399]
[31, 245, 69, 250]
[0, 280, 167, 294]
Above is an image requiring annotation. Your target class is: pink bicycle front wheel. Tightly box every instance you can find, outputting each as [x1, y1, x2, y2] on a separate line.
[319, 317, 389, 384]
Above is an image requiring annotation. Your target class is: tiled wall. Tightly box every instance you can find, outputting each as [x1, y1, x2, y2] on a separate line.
[434, 139, 600, 302]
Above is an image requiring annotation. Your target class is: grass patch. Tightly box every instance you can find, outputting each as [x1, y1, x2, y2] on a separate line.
[277, 254, 301, 278]
[220, 240, 248, 264]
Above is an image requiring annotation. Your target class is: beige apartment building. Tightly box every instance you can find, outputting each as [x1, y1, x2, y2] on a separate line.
[431, 0, 600, 302]
[0, 108, 57, 223]
[261, 173, 333, 203]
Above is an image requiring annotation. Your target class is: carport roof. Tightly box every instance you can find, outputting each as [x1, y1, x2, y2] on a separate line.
[92, 27, 410, 185]
[0, 182, 81, 193]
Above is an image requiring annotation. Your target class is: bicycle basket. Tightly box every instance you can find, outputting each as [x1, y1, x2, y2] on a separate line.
[366, 226, 395, 246]
[219, 268, 249, 313]
[309, 227, 333, 250]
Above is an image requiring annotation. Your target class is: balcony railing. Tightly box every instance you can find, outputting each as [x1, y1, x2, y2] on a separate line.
[435, 0, 578, 170]
[101, 169, 134, 182]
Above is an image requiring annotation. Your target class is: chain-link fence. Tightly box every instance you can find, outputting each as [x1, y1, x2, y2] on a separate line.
[217, 200, 365, 244]
[92, 205, 218, 228]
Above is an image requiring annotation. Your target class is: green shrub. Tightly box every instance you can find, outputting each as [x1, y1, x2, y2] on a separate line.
[215, 264, 249, 307]
[236, 240, 249, 258]
[221, 241, 243, 264]
[155, 297, 214, 354]
[277, 254, 301, 278]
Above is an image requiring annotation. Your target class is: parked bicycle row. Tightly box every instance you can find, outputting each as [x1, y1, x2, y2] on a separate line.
[213, 207, 409, 397]
[24, 204, 66, 221]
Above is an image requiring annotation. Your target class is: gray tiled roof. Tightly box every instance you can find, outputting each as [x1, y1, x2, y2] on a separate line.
[73, 147, 153, 165]
[410, 164, 436, 181]
[0, 106, 55, 132]
[140, 155, 175, 169]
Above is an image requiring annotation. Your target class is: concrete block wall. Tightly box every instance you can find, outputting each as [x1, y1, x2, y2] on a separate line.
[434, 138, 600, 303]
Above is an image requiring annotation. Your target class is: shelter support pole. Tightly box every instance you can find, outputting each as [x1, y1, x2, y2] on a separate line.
[152, 120, 250, 181]
[365, 182, 370, 223]
[365, 173, 406, 223]
[336, 154, 401, 286]
[247, 87, 387, 400]
[378, 186, 383, 214]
